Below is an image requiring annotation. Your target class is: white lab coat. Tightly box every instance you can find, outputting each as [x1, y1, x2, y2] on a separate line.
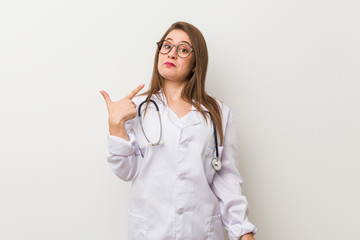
[106, 90, 257, 240]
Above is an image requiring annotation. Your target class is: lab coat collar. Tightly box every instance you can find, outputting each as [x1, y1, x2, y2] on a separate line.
[152, 89, 207, 129]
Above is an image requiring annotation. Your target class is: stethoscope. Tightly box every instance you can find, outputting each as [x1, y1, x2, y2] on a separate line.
[138, 96, 222, 171]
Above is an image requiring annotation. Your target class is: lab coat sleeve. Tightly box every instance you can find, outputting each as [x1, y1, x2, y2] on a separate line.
[210, 109, 257, 240]
[106, 119, 143, 182]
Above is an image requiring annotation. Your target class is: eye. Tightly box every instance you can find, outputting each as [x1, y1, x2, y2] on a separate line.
[179, 45, 190, 53]
[162, 40, 173, 50]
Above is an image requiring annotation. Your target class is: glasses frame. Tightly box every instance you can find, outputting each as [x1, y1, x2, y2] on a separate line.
[156, 40, 195, 58]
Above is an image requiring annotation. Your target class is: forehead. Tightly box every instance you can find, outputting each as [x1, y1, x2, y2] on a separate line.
[165, 29, 192, 45]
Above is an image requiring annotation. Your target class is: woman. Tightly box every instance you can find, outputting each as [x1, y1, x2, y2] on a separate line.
[100, 21, 257, 240]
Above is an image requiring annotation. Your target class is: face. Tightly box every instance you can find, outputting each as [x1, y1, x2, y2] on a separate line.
[157, 29, 195, 83]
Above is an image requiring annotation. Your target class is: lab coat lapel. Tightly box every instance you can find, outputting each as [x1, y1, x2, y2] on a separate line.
[151, 90, 183, 129]
[153, 90, 207, 129]
[181, 106, 201, 129]
[166, 106, 201, 129]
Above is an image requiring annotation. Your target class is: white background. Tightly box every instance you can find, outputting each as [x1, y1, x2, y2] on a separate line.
[1, 0, 359, 239]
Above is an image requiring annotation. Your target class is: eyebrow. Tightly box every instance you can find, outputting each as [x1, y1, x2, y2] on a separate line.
[165, 38, 192, 46]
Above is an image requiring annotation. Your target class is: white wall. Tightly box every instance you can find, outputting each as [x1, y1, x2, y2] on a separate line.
[1, 0, 359, 239]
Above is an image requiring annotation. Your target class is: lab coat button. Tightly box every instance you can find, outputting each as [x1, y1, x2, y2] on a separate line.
[178, 174, 187, 180]
[183, 143, 189, 148]
[177, 208, 184, 215]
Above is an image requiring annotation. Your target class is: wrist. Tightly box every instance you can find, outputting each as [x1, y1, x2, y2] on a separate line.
[239, 233, 254, 240]
[109, 118, 125, 128]
[109, 121, 129, 140]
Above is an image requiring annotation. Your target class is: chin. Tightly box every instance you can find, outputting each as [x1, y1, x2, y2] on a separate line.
[159, 71, 177, 80]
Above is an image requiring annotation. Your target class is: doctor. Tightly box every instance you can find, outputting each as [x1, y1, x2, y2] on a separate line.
[100, 21, 257, 240]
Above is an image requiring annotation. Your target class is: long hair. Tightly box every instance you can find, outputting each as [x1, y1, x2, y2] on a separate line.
[140, 21, 224, 146]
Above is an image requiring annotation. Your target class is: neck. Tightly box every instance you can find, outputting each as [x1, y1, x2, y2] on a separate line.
[163, 80, 187, 102]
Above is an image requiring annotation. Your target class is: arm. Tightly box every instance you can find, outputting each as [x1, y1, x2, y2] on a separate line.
[106, 119, 144, 182]
[100, 85, 145, 182]
[210, 109, 257, 240]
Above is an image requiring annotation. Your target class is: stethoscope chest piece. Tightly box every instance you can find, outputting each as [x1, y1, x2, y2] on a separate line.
[212, 157, 222, 171]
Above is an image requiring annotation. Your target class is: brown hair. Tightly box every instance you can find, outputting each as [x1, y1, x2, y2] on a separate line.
[140, 21, 224, 146]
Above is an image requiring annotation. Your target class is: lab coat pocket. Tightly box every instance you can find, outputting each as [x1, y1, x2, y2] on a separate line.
[128, 210, 148, 240]
[208, 214, 224, 240]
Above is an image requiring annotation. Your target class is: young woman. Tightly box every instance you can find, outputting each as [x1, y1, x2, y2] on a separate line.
[100, 21, 257, 240]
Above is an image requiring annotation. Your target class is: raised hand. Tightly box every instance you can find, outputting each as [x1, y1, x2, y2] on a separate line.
[100, 83, 144, 139]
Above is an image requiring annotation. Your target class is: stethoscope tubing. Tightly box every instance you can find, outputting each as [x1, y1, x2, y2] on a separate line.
[207, 111, 219, 159]
[137, 96, 221, 170]
[138, 97, 163, 146]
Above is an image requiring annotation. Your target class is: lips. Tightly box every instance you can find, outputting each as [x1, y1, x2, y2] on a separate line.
[165, 62, 175, 67]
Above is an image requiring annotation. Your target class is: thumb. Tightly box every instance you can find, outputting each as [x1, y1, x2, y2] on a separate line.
[100, 90, 113, 109]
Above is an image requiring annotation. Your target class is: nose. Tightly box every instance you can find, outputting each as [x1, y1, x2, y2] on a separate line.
[168, 45, 177, 59]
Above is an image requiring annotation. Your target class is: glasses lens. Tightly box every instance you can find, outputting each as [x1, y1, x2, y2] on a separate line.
[178, 44, 192, 58]
[159, 40, 172, 54]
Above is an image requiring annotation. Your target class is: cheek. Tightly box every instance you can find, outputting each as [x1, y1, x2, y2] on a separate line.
[183, 56, 195, 70]
[157, 55, 163, 71]
[183, 59, 194, 72]
[157, 59, 161, 70]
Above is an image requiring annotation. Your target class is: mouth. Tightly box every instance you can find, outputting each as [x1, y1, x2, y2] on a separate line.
[165, 62, 176, 67]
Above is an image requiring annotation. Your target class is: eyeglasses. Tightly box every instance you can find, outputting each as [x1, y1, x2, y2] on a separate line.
[156, 40, 195, 58]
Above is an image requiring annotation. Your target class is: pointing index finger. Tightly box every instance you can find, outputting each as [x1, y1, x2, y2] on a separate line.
[125, 84, 145, 100]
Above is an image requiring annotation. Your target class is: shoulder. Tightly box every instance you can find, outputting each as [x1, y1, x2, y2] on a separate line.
[214, 98, 232, 119]
[213, 98, 235, 131]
